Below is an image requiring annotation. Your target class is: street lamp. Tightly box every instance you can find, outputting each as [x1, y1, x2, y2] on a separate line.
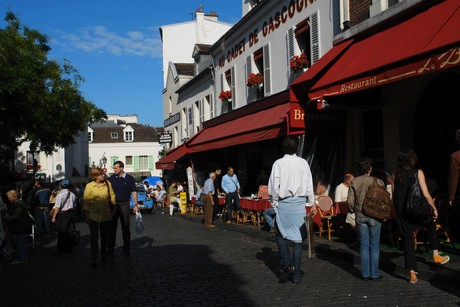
[102, 156, 107, 168]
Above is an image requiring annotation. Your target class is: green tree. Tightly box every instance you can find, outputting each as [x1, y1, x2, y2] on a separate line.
[0, 11, 106, 164]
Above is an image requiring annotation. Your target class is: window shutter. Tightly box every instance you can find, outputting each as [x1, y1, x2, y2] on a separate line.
[310, 11, 320, 64]
[220, 73, 226, 113]
[134, 156, 139, 171]
[287, 28, 294, 66]
[246, 55, 255, 103]
[148, 155, 154, 171]
[263, 44, 271, 95]
[110, 156, 118, 167]
[231, 66, 236, 110]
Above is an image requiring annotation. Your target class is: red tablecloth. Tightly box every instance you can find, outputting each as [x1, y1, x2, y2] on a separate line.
[218, 197, 270, 211]
[240, 198, 271, 211]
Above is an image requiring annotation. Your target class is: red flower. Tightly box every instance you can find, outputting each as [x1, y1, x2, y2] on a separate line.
[290, 53, 309, 72]
[219, 90, 232, 101]
[246, 73, 264, 87]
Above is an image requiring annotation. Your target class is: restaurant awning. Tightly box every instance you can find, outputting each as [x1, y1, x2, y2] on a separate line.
[155, 144, 189, 170]
[186, 101, 304, 153]
[291, 0, 460, 102]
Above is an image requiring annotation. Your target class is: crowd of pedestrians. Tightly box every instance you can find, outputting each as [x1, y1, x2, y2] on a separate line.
[1, 130, 459, 286]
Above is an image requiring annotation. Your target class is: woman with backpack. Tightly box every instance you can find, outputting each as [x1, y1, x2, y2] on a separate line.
[347, 157, 385, 281]
[393, 149, 449, 284]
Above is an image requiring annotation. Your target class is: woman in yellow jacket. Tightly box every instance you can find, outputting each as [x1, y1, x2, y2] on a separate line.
[83, 168, 116, 268]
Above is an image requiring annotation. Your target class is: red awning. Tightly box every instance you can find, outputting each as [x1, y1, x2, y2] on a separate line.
[155, 144, 189, 170]
[292, 0, 460, 102]
[186, 103, 303, 153]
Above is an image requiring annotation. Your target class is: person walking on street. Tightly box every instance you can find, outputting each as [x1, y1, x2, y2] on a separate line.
[268, 136, 316, 285]
[347, 157, 384, 281]
[83, 168, 116, 268]
[222, 167, 241, 224]
[203, 172, 216, 229]
[5, 190, 30, 264]
[213, 167, 222, 219]
[108, 161, 138, 256]
[50, 179, 77, 254]
[393, 149, 450, 284]
[30, 180, 51, 242]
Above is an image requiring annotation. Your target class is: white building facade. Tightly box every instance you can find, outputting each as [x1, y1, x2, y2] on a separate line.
[15, 132, 89, 183]
[89, 115, 164, 178]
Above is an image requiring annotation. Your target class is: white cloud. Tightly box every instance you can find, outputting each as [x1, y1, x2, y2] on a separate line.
[57, 25, 162, 58]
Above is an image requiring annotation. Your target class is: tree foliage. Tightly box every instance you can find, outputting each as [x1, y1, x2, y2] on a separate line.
[0, 11, 106, 156]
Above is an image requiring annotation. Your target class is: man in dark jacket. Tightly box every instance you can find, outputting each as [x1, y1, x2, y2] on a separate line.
[5, 190, 30, 264]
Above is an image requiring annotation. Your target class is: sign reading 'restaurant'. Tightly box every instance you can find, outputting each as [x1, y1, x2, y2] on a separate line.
[217, 0, 317, 69]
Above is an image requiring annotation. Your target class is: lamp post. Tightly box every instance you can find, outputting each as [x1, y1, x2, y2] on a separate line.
[102, 156, 107, 168]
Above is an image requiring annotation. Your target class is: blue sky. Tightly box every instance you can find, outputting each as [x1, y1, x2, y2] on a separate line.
[0, 0, 241, 127]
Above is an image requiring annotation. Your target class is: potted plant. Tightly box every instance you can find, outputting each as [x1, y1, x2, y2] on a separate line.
[219, 90, 232, 102]
[290, 53, 309, 73]
[246, 73, 264, 88]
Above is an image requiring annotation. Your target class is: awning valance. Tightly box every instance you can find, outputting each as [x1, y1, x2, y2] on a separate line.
[155, 144, 189, 170]
[186, 102, 304, 153]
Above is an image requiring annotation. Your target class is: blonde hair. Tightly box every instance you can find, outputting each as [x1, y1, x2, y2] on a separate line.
[91, 167, 105, 180]
[6, 190, 19, 199]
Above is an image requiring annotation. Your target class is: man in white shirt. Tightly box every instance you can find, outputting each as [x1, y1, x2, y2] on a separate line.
[334, 173, 354, 203]
[51, 179, 77, 254]
[268, 136, 316, 285]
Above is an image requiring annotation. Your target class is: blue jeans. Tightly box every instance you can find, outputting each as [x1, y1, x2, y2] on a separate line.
[263, 207, 276, 228]
[275, 224, 303, 282]
[12, 234, 27, 262]
[356, 215, 382, 279]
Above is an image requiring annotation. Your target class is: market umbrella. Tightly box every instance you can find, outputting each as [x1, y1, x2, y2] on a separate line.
[144, 176, 164, 187]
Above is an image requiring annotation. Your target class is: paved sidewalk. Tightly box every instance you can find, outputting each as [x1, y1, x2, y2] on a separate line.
[0, 209, 459, 306]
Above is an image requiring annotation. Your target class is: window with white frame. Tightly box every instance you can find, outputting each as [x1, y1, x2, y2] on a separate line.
[123, 126, 134, 142]
[220, 68, 235, 113]
[246, 43, 271, 102]
[88, 131, 93, 142]
[139, 155, 148, 169]
[111, 132, 118, 139]
[126, 156, 133, 165]
[287, 12, 319, 79]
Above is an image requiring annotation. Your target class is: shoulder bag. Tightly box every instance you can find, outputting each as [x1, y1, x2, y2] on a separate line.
[405, 170, 432, 219]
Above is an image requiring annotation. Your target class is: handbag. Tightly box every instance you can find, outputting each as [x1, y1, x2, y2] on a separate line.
[135, 212, 144, 235]
[70, 220, 80, 246]
[405, 170, 432, 219]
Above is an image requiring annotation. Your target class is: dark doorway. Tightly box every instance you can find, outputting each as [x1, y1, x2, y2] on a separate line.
[415, 71, 460, 195]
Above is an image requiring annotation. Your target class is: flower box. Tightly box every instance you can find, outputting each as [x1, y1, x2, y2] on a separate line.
[290, 53, 309, 73]
[246, 73, 264, 88]
[219, 90, 232, 102]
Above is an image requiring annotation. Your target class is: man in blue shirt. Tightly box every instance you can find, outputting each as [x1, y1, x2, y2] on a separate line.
[221, 167, 241, 224]
[108, 161, 138, 256]
[202, 172, 216, 229]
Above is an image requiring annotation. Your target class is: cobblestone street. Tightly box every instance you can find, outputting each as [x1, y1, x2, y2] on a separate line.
[1, 209, 459, 306]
